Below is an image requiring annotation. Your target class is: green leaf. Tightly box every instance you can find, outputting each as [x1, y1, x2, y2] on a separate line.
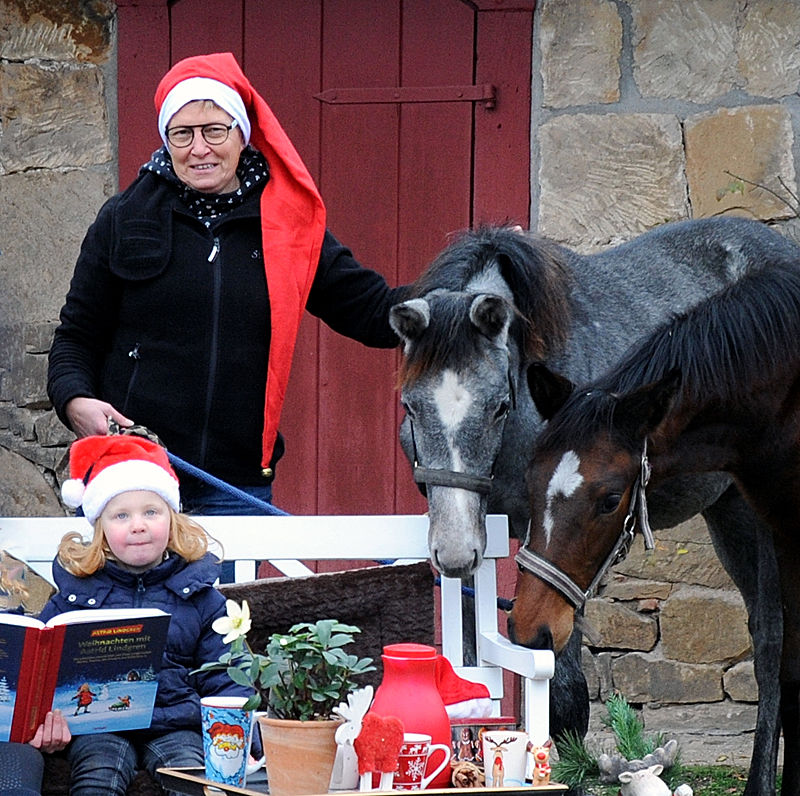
[227, 666, 255, 688]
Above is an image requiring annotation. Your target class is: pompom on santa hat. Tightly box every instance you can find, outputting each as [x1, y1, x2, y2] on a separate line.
[61, 436, 180, 525]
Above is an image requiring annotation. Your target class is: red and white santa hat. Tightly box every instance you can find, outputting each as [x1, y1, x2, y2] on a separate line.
[61, 436, 180, 524]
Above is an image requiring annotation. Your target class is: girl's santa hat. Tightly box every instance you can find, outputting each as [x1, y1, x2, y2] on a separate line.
[61, 436, 180, 524]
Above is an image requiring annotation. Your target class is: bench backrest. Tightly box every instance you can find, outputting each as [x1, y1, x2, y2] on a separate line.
[0, 513, 552, 743]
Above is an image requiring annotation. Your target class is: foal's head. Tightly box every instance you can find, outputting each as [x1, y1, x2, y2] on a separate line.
[510, 364, 679, 652]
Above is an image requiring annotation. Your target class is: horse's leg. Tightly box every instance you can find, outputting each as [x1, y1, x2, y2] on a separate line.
[773, 529, 800, 796]
[702, 486, 781, 796]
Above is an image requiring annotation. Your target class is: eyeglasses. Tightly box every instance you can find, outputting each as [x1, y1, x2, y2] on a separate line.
[165, 120, 239, 148]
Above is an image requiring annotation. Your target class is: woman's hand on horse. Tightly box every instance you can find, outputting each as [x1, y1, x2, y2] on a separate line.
[66, 397, 133, 437]
[29, 709, 72, 753]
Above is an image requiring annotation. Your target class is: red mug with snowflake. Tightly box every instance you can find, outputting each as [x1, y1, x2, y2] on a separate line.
[393, 733, 450, 790]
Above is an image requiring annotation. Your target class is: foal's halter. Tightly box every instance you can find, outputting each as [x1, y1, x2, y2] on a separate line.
[515, 442, 655, 609]
[408, 364, 517, 498]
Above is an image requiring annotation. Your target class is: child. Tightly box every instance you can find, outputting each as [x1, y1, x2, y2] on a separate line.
[38, 435, 253, 796]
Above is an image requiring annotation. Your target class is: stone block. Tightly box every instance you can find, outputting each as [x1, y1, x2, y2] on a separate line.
[661, 586, 751, 664]
[539, 0, 621, 108]
[601, 576, 671, 602]
[685, 105, 796, 222]
[595, 651, 616, 701]
[631, 0, 739, 102]
[9, 353, 49, 409]
[582, 645, 600, 700]
[9, 406, 35, 441]
[585, 598, 658, 651]
[723, 660, 758, 703]
[612, 651, 724, 703]
[35, 410, 74, 448]
[611, 517, 734, 590]
[0, 0, 113, 63]
[737, 2, 800, 98]
[537, 113, 687, 249]
[25, 322, 57, 354]
[0, 170, 113, 326]
[0, 61, 111, 172]
[640, 702, 758, 766]
[0, 444, 63, 516]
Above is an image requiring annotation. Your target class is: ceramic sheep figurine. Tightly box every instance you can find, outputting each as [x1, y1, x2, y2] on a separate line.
[618, 765, 671, 796]
[617, 764, 694, 796]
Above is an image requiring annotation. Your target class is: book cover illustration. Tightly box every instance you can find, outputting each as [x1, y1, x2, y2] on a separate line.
[0, 609, 171, 742]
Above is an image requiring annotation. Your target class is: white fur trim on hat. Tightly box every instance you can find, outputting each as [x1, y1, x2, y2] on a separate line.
[78, 459, 180, 525]
[158, 76, 251, 146]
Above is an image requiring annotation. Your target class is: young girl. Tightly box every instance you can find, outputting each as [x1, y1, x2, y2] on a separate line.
[38, 435, 252, 796]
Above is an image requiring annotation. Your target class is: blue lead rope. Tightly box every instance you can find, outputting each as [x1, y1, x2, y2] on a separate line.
[166, 452, 289, 516]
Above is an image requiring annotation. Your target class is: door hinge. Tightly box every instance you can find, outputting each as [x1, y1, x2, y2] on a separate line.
[314, 84, 496, 109]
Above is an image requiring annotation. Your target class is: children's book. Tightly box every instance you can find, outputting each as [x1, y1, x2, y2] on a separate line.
[0, 608, 171, 743]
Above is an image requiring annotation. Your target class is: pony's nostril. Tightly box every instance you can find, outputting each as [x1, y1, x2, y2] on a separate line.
[529, 627, 555, 651]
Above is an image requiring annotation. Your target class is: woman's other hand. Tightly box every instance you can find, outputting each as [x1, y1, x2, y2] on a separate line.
[66, 397, 133, 437]
[29, 709, 72, 753]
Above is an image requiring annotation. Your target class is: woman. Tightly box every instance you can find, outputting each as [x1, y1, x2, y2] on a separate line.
[48, 53, 406, 515]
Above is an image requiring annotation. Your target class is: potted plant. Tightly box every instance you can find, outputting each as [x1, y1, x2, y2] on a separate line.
[198, 600, 375, 796]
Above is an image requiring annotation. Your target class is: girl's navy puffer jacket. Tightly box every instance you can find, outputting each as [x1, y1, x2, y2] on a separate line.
[38, 552, 251, 735]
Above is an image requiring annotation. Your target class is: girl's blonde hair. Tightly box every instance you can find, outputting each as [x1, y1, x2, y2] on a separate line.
[58, 507, 218, 578]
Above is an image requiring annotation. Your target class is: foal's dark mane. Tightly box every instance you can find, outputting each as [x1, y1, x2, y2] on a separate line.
[401, 226, 573, 385]
[546, 258, 800, 449]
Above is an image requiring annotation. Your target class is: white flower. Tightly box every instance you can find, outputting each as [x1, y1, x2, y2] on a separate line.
[212, 599, 252, 644]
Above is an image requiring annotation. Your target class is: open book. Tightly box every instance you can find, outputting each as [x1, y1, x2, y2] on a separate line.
[0, 608, 170, 743]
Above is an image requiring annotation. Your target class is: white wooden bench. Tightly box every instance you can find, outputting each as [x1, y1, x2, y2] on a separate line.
[0, 513, 554, 745]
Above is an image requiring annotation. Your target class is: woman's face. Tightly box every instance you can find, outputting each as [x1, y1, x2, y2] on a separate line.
[166, 100, 246, 194]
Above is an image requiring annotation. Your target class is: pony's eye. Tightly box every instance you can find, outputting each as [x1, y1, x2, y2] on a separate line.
[599, 493, 622, 514]
[493, 400, 511, 421]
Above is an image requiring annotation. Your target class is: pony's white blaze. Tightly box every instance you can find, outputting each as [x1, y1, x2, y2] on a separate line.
[434, 370, 473, 430]
[543, 450, 584, 547]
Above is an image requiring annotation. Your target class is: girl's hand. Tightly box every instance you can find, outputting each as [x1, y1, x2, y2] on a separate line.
[29, 709, 72, 753]
[66, 397, 133, 437]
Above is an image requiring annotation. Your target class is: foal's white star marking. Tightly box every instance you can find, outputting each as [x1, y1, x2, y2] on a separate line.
[434, 370, 473, 430]
[543, 451, 584, 547]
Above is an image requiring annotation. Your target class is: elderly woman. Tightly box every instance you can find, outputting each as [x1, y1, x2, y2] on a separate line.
[48, 53, 406, 515]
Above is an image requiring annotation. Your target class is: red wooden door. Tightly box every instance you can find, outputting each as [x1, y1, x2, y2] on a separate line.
[116, 0, 533, 519]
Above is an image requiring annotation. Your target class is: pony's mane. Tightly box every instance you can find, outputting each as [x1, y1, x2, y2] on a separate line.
[546, 258, 800, 448]
[401, 226, 573, 384]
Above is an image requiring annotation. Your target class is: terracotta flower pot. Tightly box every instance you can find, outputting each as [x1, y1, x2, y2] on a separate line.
[258, 715, 342, 796]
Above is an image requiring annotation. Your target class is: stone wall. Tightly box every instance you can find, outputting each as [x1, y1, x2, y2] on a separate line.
[531, 0, 800, 763]
[0, 0, 116, 516]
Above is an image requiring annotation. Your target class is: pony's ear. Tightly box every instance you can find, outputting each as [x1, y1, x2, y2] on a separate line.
[390, 299, 430, 343]
[616, 369, 682, 441]
[469, 294, 512, 343]
[527, 362, 575, 420]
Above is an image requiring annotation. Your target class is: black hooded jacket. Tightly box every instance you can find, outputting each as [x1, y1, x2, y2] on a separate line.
[48, 171, 405, 486]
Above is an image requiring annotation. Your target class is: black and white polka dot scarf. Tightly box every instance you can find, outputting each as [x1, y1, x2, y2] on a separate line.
[140, 145, 270, 226]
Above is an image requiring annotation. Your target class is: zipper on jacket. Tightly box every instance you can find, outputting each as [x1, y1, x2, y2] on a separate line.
[134, 575, 145, 608]
[122, 343, 142, 416]
[198, 237, 222, 466]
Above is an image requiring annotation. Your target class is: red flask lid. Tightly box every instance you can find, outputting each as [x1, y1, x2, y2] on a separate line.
[382, 643, 437, 659]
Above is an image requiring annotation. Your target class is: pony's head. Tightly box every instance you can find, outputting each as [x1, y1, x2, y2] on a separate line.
[392, 290, 515, 577]
[510, 363, 680, 652]
[392, 226, 573, 579]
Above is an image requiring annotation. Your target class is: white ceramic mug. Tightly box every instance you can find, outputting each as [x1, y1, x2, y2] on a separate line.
[482, 730, 529, 787]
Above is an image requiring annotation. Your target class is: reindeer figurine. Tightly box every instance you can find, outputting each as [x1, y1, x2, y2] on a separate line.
[527, 739, 552, 787]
